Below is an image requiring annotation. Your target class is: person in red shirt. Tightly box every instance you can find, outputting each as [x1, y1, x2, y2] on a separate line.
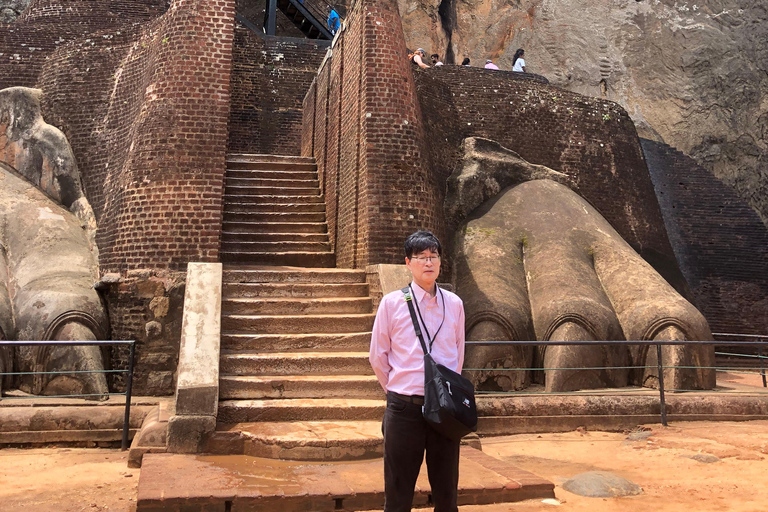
[369, 230, 466, 512]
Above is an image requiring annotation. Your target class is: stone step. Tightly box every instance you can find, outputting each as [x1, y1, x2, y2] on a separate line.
[225, 186, 322, 197]
[221, 296, 372, 315]
[223, 282, 368, 298]
[217, 398, 385, 422]
[220, 332, 371, 352]
[222, 267, 366, 284]
[220, 251, 335, 267]
[225, 169, 318, 181]
[221, 313, 375, 333]
[219, 375, 383, 399]
[220, 351, 373, 376]
[225, 177, 319, 188]
[221, 232, 329, 244]
[210, 420, 383, 460]
[221, 221, 328, 234]
[220, 240, 331, 252]
[223, 211, 326, 223]
[224, 201, 325, 213]
[224, 193, 324, 204]
[228, 154, 315, 164]
[227, 161, 317, 172]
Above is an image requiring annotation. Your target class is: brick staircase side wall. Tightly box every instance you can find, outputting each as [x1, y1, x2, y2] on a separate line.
[302, 0, 435, 269]
[228, 27, 328, 156]
[0, 1, 169, 90]
[642, 139, 768, 335]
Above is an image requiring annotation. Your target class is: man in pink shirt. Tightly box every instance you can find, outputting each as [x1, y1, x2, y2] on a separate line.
[369, 230, 466, 512]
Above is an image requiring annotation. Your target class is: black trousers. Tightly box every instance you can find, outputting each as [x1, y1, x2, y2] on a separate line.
[382, 392, 460, 512]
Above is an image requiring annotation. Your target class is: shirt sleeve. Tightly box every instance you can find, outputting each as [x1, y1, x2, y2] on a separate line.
[456, 298, 466, 371]
[369, 297, 392, 391]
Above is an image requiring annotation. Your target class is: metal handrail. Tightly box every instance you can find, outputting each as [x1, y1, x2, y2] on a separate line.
[465, 339, 768, 426]
[0, 340, 136, 450]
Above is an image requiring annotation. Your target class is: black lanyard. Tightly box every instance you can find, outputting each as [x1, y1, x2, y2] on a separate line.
[410, 284, 445, 352]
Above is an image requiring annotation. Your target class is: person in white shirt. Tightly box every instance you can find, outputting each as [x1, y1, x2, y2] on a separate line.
[512, 48, 526, 72]
[431, 54, 444, 66]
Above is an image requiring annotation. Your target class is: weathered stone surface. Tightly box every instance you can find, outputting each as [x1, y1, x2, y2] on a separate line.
[0, 87, 97, 246]
[175, 262, 222, 417]
[166, 415, 216, 454]
[0, 0, 28, 23]
[399, 0, 768, 226]
[0, 165, 108, 397]
[562, 471, 643, 498]
[453, 178, 715, 392]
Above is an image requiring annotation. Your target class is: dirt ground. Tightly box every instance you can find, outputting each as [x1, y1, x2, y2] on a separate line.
[1, 420, 767, 511]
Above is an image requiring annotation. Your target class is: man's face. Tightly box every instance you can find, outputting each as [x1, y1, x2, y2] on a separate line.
[431, 56, 438, 64]
[405, 249, 441, 290]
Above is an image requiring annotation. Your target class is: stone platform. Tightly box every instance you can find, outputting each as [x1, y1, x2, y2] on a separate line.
[136, 446, 554, 511]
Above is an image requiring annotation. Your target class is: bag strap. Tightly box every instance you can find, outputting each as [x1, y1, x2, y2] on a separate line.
[401, 286, 430, 355]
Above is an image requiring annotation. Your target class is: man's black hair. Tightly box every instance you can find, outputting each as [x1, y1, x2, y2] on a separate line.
[404, 230, 441, 259]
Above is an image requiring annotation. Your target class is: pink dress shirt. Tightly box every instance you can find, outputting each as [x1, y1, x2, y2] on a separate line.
[369, 282, 466, 396]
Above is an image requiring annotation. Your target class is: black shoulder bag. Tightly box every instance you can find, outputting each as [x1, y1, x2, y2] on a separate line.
[402, 285, 477, 441]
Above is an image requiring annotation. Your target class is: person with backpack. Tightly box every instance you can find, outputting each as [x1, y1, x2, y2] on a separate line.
[409, 48, 430, 69]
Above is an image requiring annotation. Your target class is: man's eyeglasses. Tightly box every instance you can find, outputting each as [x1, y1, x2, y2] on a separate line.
[411, 255, 441, 264]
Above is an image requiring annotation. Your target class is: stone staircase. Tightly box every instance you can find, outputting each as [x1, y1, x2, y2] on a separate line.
[214, 154, 385, 460]
[221, 154, 335, 267]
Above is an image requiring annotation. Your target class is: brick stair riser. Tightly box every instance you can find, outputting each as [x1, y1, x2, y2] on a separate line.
[226, 170, 318, 181]
[217, 403, 385, 422]
[223, 269, 365, 284]
[226, 162, 317, 172]
[221, 297, 372, 315]
[220, 251, 336, 267]
[225, 178, 319, 188]
[222, 222, 328, 234]
[225, 186, 321, 197]
[223, 212, 327, 223]
[220, 355, 373, 376]
[220, 241, 331, 253]
[221, 232, 329, 243]
[227, 154, 315, 163]
[220, 333, 372, 352]
[222, 282, 369, 298]
[221, 314, 374, 333]
[224, 202, 325, 213]
[219, 378, 383, 400]
[226, 194, 325, 204]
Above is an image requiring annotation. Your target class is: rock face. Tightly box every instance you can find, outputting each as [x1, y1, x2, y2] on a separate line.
[398, 0, 768, 226]
[0, 0, 29, 22]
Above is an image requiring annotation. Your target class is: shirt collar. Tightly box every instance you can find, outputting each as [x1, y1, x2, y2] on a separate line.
[410, 281, 438, 304]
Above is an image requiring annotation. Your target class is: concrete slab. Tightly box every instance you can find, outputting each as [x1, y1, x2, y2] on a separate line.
[136, 446, 554, 511]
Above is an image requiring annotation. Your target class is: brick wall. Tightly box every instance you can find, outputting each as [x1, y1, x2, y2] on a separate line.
[1, 0, 236, 394]
[642, 139, 768, 335]
[0, 0, 169, 90]
[228, 26, 328, 155]
[302, 0, 435, 269]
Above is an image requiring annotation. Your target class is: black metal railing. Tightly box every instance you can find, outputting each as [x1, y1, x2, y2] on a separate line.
[0, 340, 136, 450]
[465, 339, 768, 426]
[713, 333, 768, 388]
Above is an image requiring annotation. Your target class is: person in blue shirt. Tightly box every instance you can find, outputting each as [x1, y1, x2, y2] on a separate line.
[327, 8, 340, 35]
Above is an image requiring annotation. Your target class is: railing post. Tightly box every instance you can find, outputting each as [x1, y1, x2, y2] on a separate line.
[759, 345, 767, 388]
[121, 341, 136, 451]
[264, 0, 277, 36]
[656, 343, 668, 426]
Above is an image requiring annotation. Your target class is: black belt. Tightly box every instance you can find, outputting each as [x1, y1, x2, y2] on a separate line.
[389, 391, 424, 406]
